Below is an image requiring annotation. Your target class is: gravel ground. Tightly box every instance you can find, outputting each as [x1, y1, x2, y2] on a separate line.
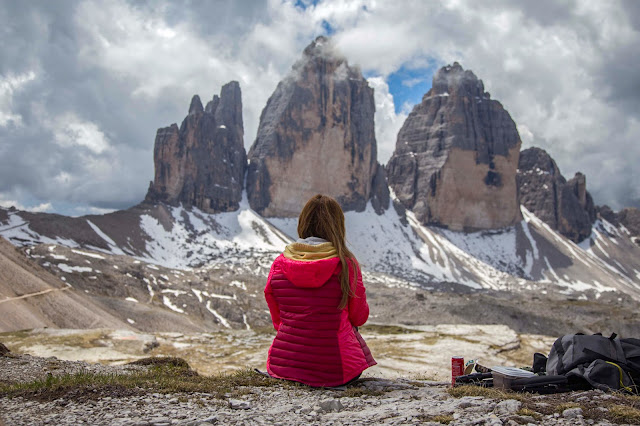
[1, 351, 634, 426]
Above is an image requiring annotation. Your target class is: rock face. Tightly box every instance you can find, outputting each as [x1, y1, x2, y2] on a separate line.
[618, 207, 640, 238]
[598, 206, 640, 245]
[386, 63, 522, 231]
[246, 36, 387, 217]
[518, 147, 596, 243]
[145, 82, 246, 213]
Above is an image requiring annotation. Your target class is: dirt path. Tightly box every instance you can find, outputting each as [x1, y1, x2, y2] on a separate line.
[0, 287, 69, 305]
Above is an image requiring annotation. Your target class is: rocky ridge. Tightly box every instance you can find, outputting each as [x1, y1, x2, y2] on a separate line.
[246, 36, 388, 217]
[518, 147, 596, 243]
[597, 206, 640, 246]
[145, 81, 246, 213]
[386, 62, 522, 231]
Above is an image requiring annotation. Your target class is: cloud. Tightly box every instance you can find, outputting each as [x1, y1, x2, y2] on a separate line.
[0, 71, 36, 127]
[1, 0, 639, 214]
[368, 76, 407, 164]
[0, 195, 52, 213]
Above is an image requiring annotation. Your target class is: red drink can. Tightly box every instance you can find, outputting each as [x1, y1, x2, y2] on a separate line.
[451, 356, 464, 387]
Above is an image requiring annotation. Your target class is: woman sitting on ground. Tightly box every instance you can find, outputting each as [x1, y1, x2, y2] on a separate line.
[264, 194, 376, 387]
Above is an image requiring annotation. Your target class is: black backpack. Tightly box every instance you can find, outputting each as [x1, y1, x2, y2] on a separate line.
[545, 333, 640, 393]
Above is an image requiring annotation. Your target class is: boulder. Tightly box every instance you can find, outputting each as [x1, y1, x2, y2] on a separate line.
[246, 36, 387, 217]
[145, 82, 246, 213]
[386, 63, 522, 231]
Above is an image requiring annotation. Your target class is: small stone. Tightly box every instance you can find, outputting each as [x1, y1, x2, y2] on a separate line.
[318, 399, 344, 413]
[229, 399, 250, 410]
[458, 400, 473, 409]
[198, 416, 218, 424]
[0, 342, 11, 355]
[494, 399, 521, 416]
[487, 414, 503, 425]
[563, 407, 583, 419]
[149, 417, 171, 426]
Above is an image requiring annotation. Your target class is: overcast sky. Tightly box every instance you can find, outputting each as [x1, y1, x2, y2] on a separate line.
[1, 0, 638, 216]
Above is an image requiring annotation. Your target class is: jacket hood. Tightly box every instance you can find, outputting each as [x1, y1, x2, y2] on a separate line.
[280, 238, 340, 288]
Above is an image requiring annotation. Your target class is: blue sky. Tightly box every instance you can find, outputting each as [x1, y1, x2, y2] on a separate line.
[383, 66, 435, 114]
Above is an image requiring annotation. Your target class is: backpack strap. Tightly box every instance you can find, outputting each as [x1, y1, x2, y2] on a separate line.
[552, 337, 567, 374]
[605, 362, 634, 393]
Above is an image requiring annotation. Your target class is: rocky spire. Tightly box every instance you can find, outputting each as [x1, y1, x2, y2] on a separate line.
[145, 81, 246, 213]
[246, 36, 388, 217]
[386, 63, 522, 231]
[518, 147, 596, 243]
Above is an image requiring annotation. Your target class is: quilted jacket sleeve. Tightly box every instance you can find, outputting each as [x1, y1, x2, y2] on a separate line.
[347, 260, 369, 327]
[264, 261, 281, 331]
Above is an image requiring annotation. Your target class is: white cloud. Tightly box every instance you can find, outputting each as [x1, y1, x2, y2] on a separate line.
[0, 196, 52, 213]
[368, 76, 407, 164]
[0, 71, 36, 127]
[51, 114, 111, 154]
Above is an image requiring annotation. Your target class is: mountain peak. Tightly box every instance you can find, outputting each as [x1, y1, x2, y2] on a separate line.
[431, 62, 487, 99]
[246, 36, 384, 217]
[188, 95, 204, 115]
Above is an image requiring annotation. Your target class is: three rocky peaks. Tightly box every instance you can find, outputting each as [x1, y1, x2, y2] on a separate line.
[144, 36, 601, 243]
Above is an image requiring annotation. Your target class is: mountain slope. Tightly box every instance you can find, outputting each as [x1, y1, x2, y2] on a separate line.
[2, 192, 639, 302]
[0, 236, 130, 332]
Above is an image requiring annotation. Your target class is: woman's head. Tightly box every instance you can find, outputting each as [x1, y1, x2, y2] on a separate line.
[297, 194, 346, 244]
[297, 194, 357, 309]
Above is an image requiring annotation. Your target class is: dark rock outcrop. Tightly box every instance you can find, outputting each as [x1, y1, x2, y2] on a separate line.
[518, 147, 596, 243]
[618, 208, 640, 238]
[386, 63, 522, 231]
[596, 205, 619, 226]
[145, 82, 246, 213]
[246, 36, 387, 217]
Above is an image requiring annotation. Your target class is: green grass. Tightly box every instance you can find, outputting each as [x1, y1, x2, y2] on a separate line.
[0, 357, 293, 401]
[359, 324, 422, 335]
[516, 408, 542, 421]
[447, 385, 526, 402]
[609, 404, 640, 424]
[417, 414, 453, 424]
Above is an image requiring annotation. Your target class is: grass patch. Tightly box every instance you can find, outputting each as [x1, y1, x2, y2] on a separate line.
[341, 387, 385, 398]
[516, 408, 542, 420]
[609, 404, 640, 424]
[555, 402, 582, 413]
[447, 385, 526, 402]
[359, 324, 421, 335]
[0, 358, 293, 402]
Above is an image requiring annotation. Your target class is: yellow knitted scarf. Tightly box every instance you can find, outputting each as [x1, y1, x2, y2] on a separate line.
[283, 241, 337, 261]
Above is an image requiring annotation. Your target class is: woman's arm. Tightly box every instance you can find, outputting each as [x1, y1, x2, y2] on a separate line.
[347, 260, 369, 327]
[264, 262, 281, 331]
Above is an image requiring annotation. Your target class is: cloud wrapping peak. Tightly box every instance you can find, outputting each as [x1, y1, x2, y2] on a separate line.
[0, 0, 638, 213]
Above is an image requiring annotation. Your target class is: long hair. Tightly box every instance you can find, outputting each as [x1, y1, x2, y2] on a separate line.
[297, 194, 358, 309]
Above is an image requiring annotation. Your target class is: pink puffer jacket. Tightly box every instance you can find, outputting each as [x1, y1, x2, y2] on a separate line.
[264, 250, 376, 387]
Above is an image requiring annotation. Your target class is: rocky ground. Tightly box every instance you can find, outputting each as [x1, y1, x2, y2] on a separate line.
[2, 348, 640, 426]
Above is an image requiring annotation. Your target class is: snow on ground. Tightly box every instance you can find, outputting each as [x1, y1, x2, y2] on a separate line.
[86, 220, 125, 256]
[57, 264, 92, 274]
[0, 213, 79, 248]
[205, 301, 231, 328]
[162, 296, 184, 314]
[138, 196, 287, 269]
